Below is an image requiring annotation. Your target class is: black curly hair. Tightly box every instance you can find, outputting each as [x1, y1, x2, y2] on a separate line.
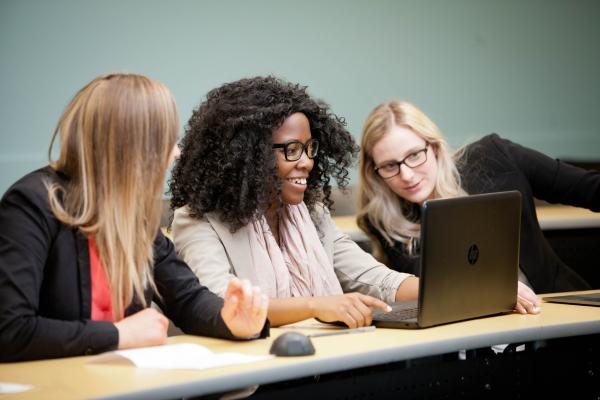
[169, 76, 358, 232]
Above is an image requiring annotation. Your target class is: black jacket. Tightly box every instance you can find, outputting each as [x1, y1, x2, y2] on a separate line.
[369, 134, 600, 293]
[0, 167, 267, 362]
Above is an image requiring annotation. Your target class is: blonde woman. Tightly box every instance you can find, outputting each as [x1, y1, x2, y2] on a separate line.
[358, 101, 600, 312]
[0, 73, 268, 362]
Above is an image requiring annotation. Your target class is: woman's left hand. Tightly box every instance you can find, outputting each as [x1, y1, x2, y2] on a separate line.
[221, 277, 269, 338]
[515, 281, 541, 314]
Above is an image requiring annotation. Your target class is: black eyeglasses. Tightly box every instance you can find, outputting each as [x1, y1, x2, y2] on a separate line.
[374, 144, 429, 179]
[272, 139, 319, 161]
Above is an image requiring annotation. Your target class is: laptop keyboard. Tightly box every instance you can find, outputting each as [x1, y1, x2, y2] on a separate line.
[373, 300, 419, 321]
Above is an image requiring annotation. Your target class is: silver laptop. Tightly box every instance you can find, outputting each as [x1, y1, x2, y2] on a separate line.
[373, 191, 521, 329]
[543, 291, 600, 307]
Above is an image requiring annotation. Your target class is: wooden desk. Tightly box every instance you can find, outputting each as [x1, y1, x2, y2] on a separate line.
[2, 291, 599, 399]
[333, 205, 600, 242]
[535, 205, 600, 230]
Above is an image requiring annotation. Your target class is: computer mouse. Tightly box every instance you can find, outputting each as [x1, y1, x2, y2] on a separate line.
[269, 332, 315, 357]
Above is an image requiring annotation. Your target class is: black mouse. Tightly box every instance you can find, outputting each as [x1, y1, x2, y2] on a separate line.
[269, 332, 315, 357]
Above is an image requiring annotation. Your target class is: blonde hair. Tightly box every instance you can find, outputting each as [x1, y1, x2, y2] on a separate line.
[47, 73, 179, 319]
[357, 101, 466, 262]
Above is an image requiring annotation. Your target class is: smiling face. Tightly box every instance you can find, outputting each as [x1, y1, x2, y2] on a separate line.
[272, 112, 314, 206]
[371, 124, 438, 205]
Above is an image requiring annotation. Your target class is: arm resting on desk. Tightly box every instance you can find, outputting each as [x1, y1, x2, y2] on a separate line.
[267, 293, 390, 328]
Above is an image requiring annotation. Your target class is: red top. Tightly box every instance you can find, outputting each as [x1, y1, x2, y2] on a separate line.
[88, 237, 114, 322]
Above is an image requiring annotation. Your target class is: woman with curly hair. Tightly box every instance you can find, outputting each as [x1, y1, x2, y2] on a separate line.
[358, 100, 599, 312]
[170, 76, 418, 328]
[0, 73, 268, 362]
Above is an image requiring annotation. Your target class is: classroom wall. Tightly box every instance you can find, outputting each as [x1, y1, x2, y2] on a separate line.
[1, 0, 599, 195]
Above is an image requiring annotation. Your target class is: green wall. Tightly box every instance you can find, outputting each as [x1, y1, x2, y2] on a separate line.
[2, 0, 599, 195]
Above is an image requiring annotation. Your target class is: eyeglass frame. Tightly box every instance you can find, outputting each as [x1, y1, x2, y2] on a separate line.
[272, 138, 319, 161]
[374, 143, 430, 179]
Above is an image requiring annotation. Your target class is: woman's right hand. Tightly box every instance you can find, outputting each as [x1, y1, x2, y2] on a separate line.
[515, 281, 541, 315]
[308, 293, 391, 328]
[114, 308, 169, 349]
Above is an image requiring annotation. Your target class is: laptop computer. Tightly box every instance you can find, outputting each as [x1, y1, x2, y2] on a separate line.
[543, 291, 600, 307]
[372, 191, 522, 329]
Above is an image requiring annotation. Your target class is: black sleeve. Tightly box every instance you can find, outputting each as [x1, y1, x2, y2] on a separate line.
[490, 135, 600, 211]
[366, 221, 420, 276]
[0, 174, 118, 362]
[152, 232, 269, 340]
[380, 239, 420, 276]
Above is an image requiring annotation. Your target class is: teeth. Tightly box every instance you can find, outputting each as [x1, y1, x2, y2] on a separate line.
[287, 178, 307, 185]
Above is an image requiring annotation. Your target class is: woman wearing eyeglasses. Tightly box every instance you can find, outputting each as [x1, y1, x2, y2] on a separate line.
[170, 76, 419, 328]
[357, 100, 599, 309]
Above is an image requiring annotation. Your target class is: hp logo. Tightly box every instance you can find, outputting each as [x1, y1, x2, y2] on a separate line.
[467, 244, 479, 265]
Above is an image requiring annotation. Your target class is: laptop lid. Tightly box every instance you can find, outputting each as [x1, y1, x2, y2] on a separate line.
[373, 190, 521, 328]
[417, 190, 521, 327]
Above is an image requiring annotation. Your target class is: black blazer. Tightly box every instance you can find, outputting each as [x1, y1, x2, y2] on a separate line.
[0, 167, 267, 362]
[369, 134, 600, 294]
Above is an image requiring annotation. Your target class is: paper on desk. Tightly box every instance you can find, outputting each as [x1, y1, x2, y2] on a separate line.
[0, 382, 33, 394]
[90, 343, 272, 370]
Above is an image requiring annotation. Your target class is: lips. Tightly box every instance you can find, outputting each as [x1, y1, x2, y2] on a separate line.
[404, 180, 422, 191]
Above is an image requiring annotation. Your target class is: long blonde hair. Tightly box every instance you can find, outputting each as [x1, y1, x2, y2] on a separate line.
[47, 73, 179, 319]
[357, 101, 466, 262]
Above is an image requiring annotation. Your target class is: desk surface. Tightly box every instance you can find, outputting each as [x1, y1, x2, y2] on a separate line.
[535, 205, 600, 229]
[2, 290, 600, 400]
[334, 205, 600, 242]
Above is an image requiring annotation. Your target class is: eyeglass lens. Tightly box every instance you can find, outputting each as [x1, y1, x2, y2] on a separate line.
[285, 140, 318, 160]
[377, 148, 427, 178]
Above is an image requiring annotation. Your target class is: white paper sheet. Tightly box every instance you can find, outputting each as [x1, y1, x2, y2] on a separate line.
[0, 382, 33, 394]
[90, 343, 272, 370]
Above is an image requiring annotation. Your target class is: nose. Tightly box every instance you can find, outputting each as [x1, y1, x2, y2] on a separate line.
[295, 150, 314, 171]
[397, 163, 414, 181]
[169, 144, 181, 166]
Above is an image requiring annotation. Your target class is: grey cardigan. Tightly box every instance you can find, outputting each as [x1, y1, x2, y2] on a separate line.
[172, 205, 412, 304]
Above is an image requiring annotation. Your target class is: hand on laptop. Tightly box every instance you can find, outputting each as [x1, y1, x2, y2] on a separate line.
[308, 293, 391, 328]
[515, 281, 541, 314]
